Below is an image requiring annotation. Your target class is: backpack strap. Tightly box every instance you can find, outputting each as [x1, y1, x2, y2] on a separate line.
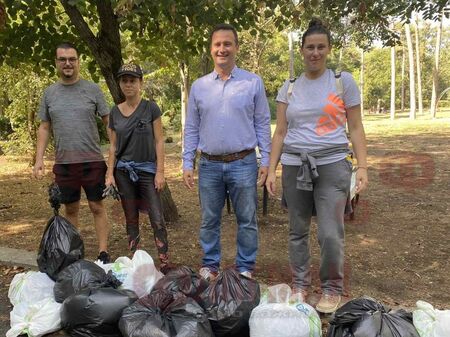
[287, 77, 297, 99]
[288, 70, 343, 100]
[334, 70, 344, 99]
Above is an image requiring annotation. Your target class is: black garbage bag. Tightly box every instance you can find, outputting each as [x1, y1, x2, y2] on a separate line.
[61, 287, 138, 337]
[119, 289, 213, 337]
[152, 266, 209, 305]
[54, 259, 122, 303]
[200, 268, 260, 337]
[327, 297, 420, 337]
[37, 183, 84, 280]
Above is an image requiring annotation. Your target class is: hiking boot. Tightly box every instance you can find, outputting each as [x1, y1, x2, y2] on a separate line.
[316, 293, 342, 313]
[97, 251, 111, 264]
[199, 267, 218, 282]
[240, 270, 253, 279]
[290, 288, 309, 303]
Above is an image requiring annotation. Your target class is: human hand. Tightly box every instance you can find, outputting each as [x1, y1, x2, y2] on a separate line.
[155, 171, 165, 191]
[183, 169, 195, 189]
[33, 159, 45, 179]
[355, 167, 368, 194]
[265, 171, 277, 196]
[105, 173, 116, 188]
[257, 166, 268, 187]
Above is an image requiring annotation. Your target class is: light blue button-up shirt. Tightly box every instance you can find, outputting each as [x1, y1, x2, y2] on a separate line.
[183, 67, 271, 170]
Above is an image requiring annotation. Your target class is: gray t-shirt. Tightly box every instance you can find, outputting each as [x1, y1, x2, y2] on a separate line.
[38, 79, 109, 164]
[276, 69, 360, 165]
[109, 99, 161, 163]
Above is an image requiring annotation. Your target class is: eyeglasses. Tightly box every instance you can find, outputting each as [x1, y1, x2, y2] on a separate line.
[56, 57, 78, 64]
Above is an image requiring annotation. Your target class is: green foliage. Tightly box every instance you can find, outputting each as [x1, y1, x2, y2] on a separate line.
[0, 64, 52, 154]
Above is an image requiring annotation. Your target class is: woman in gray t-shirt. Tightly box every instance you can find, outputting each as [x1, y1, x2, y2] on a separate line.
[266, 19, 368, 313]
[105, 64, 169, 273]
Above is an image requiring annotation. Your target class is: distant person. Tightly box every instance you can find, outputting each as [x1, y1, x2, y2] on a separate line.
[33, 42, 111, 263]
[182, 23, 271, 281]
[266, 19, 368, 313]
[105, 64, 169, 272]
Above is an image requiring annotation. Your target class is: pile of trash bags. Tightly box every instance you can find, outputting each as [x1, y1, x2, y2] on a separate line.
[7, 183, 450, 336]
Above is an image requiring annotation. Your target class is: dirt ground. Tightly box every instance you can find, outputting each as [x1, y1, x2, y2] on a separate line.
[0, 113, 449, 335]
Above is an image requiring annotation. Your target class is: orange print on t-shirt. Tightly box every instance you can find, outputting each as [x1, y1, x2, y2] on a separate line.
[315, 93, 346, 136]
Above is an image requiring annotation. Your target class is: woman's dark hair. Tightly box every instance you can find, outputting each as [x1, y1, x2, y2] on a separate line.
[301, 19, 331, 47]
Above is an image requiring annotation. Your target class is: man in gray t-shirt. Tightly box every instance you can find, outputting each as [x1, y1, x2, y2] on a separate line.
[33, 42, 111, 263]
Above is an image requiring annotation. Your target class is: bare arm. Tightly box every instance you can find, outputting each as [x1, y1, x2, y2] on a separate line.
[33, 121, 51, 179]
[102, 115, 111, 141]
[153, 117, 165, 191]
[105, 129, 116, 187]
[347, 104, 368, 193]
[265, 102, 288, 196]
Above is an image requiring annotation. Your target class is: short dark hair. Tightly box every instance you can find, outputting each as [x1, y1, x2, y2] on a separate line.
[209, 23, 239, 46]
[301, 18, 331, 47]
[55, 42, 79, 57]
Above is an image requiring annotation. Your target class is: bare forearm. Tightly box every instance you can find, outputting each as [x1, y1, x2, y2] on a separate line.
[35, 123, 50, 161]
[155, 140, 165, 173]
[350, 127, 367, 167]
[269, 132, 285, 174]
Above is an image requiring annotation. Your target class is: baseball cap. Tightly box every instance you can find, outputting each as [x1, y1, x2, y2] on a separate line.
[117, 64, 143, 78]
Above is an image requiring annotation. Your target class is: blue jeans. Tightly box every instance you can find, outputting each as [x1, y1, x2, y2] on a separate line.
[198, 151, 258, 273]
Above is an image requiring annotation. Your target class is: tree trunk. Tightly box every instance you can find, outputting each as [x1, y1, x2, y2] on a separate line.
[414, 17, 423, 115]
[360, 49, 364, 117]
[431, 11, 443, 118]
[288, 31, 295, 79]
[161, 183, 179, 223]
[405, 23, 416, 119]
[179, 61, 189, 150]
[401, 44, 405, 112]
[60, 0, 123, 104]
[390, 44, 396, 120]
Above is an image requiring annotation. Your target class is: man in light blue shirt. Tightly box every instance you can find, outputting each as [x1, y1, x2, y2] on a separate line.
[182, 23, 271, 281]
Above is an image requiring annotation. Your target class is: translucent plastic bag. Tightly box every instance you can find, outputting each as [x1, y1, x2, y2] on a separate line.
[413, 301, 450, 337]
[7, 297, 61, 337]
[250, 284, 321, 337]
[116, 250, 163, 298]
[8, 271, 55, 306]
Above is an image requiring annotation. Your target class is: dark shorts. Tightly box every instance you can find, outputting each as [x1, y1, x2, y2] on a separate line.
[53, 161, 107, 204]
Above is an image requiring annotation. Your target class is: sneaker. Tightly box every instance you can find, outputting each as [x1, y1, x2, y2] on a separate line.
[199, 267, 218, 282]
[290, 288, 308, 303]
[97, 251, 111, 264]
[240, 271, 253, 279]
[316, 293, 341, 313]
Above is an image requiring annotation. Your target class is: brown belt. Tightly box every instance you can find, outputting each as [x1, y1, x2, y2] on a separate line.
[201, 149, 255, 162]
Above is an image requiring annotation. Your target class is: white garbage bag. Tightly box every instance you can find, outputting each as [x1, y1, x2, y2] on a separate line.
[413, 300, 450, 337]
[8, 271, 55, 306]
[6, 297, 61, 337]
[250, 284, 321, 337]
[114, 250, 163, 298]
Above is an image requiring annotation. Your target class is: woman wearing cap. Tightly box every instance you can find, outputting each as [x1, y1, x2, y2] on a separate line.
[266, 19, 368, 313]
[106, 63, 170, 272]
